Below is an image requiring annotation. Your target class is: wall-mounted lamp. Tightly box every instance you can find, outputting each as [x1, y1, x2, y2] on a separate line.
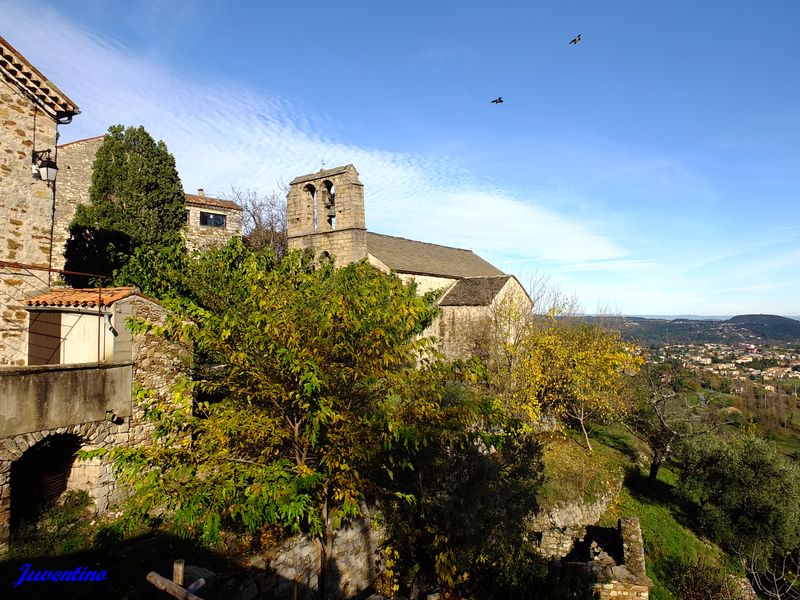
[32, 149, 58, 184]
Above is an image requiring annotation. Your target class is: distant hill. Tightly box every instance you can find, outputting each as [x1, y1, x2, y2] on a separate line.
[588, 314, 800, 347]
[726, 314, 800, 342]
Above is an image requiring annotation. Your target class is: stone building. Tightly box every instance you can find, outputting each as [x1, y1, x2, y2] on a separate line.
[56, 136, 244, 256]
[287, 164, 532, 358]
[0, 34, 80, 365]
[0, 36, 184, 555]
[184, 188, 244, 252]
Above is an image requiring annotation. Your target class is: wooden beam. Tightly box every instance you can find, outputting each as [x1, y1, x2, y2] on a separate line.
[146, 571, 205, 600]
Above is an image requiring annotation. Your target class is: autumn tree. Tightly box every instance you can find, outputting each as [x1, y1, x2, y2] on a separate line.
[501, 315, 642, 450]
[228, 186, 288, 258]
[64, 125, 185, 284]
[98, 242, 505, 593]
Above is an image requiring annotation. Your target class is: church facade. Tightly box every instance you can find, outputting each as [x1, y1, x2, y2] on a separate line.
[287, 164, 532, 358]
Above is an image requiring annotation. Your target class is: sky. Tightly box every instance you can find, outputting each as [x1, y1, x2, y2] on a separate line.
[2, 0, 799, 316]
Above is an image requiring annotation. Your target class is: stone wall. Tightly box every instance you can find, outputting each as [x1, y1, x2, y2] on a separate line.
[590, 518, 652, 600]
[236, 511, 385, 600]
[526, 490, 617, 559]
[52, 136, 103, 272]
[128, 296, 188, 446]
[0, 77, 61, 365]
[288, 228, 368, 267]
[185, 204, 244, 252]
[0, 416, 130, 554]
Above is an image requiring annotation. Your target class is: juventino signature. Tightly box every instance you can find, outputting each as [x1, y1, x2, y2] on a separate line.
[13, 563, 108, 588]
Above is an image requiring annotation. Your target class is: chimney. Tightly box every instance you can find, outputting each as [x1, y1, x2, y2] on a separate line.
[197, 188, 205, 197]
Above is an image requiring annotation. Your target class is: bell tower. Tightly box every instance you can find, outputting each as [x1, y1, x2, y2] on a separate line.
[286, 164, 367, 265]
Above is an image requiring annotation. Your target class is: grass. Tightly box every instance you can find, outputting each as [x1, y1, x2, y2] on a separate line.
[587, 426, 743, 600]
[536, 431, 628, 510]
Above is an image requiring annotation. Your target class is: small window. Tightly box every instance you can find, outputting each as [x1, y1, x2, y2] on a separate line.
[200, 211, 226, 227]
[184, 209, 190, 223]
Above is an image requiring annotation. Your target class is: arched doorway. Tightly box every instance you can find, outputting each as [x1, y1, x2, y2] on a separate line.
[10, 434, 81, 532]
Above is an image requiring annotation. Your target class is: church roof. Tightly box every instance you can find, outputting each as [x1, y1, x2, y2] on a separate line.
[439, 276, 512, 307]
[0, 35, 80, 120]
[366, 232, 505, 279]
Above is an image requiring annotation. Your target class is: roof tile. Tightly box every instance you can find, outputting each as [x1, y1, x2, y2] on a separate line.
[26, 287, 152, 309]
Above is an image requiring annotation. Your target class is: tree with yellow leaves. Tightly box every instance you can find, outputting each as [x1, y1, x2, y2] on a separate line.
[505, 316, 642, 450]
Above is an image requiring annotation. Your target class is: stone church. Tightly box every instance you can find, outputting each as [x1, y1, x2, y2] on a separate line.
[287, 164, 532, 358]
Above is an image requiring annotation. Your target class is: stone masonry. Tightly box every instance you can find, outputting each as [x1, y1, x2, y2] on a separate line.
[52, 135, 104, 272]
[0, 38, 78, 364]
[287, 165, 368, 267]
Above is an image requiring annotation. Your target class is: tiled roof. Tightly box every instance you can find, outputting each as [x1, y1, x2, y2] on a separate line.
[290, 164, 359, 185]
[57, 134, 105, 149]
[185, 193, 243, 211]
[26, 288, 153, 309]
[0, 35, 80, 120]
[439, 276, 512, 307]
[367, 232, 505, 279]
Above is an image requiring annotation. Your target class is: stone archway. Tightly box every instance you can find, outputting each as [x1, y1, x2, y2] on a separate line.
[0, 420, 123, 554]
[10, 433, 82, 532]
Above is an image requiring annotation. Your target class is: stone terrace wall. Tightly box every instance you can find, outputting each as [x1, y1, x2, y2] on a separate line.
[128, 297, 188, 446]
[526, 491, 617, 559]
[591, 518, 652, 600]
[245, 510, 385, 600]
[0, 78, 60, 365]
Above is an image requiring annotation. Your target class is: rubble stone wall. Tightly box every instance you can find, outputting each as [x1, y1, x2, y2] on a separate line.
[52, 136, 103, 272]
[0, 79, 60, 365]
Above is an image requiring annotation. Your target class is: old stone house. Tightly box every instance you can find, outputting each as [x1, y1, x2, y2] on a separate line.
[0, 35, 184, 554]
[287, 164, 532, 358]
[56, 135, 244, 256]
[184, 188, 244, 252]
[0, 34, 80, 366]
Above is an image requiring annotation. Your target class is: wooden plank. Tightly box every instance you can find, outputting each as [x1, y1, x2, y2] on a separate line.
[146, 571, 205, 600]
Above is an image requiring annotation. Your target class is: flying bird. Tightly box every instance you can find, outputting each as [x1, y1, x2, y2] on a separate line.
[491, 97, 504, 104]
[569, 34, 581, 45]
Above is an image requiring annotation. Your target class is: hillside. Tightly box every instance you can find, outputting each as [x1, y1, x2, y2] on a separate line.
[593, 314, 800, 346]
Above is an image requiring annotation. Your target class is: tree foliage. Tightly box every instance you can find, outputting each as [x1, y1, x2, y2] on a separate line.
[100, 245, 459, 544]
[677, 433, 800, 596]
[628, 361, 735, 480]
[500, 315, 642, 450]
[64, 124, 185, 284]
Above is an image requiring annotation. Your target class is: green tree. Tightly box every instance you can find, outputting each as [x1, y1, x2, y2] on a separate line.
[677, 433, 800, 597]
[64, 124, 185, 284]
[628, 361, 735, 481]
[98, 245, 472, 592]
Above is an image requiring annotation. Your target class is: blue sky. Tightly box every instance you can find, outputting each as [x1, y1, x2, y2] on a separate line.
[3, 0, 799, 316]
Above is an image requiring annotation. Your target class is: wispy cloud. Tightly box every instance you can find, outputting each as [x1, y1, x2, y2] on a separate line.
[2, 0, 630, 271]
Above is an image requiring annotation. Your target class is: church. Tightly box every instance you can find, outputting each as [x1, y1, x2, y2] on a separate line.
[287, 164, 532, 358]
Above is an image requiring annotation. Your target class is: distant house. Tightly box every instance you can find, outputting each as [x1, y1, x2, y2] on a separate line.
[184, 188, 244, 252]
[286, 164, 532, 358]
[57, 137, 244, 255]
